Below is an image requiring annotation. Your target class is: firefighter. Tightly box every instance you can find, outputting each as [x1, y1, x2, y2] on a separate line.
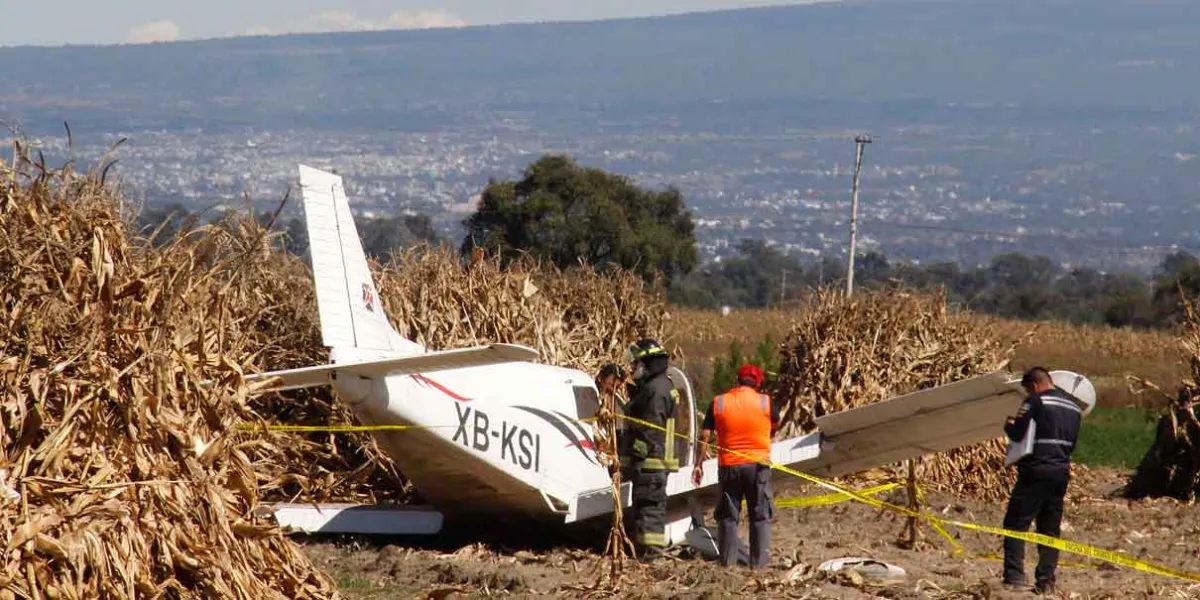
[692, 363, 779, 568]
[620, 338, 680, 559]
[1001, 366, 1083, 594]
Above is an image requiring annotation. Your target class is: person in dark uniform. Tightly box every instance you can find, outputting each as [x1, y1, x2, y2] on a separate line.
[1001, 366, 1084, 594]
[619, 338, 680, 559]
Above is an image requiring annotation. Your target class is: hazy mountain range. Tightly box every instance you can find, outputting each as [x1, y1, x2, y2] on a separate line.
[2, 0, 1198, 135]
[1, 0, 1198, 273]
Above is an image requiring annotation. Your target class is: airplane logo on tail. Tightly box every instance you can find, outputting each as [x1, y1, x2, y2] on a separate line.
[362, 283, 376, 313]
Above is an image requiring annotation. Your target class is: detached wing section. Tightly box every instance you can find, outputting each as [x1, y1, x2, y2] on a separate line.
[798, 371, 1027, 478]
[244, 343, 540, 392]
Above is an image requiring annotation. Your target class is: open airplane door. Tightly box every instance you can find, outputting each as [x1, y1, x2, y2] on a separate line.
[566, 365, 699, 525]
[667, 366, 699, 471]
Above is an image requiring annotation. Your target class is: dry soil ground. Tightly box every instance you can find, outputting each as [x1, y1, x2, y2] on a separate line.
[301, 467, 1200, 599]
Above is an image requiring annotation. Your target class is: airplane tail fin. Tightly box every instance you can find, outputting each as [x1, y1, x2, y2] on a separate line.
[298, 164, 425, 358]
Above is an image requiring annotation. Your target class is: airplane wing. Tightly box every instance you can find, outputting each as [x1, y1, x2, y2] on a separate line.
[239, 343, 540, 392]
[656, 371, 1029, 505]
[796, 371, 1027, 478]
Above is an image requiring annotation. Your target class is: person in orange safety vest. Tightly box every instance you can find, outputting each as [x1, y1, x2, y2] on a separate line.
[691, 363, 779, 568]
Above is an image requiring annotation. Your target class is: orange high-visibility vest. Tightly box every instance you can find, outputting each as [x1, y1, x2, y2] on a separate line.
[712, 386, 772, 467]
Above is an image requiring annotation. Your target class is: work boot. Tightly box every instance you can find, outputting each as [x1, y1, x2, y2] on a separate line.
[1034, 579, 1057, 595]
[1002, 578, 1027, 592]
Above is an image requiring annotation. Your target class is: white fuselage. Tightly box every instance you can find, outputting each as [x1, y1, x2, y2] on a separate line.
[327, 345, 828, 534]
[334, 353, 614, 521]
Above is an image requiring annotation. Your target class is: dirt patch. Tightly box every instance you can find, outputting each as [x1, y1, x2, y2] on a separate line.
[302, 467, 1200, 598]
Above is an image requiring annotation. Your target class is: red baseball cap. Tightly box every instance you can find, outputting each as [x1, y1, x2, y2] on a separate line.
[737, 364, 764, 387]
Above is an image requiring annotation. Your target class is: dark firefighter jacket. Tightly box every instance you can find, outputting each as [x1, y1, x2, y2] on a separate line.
[1004, 388, 1083, 478]
[620, 355, 680, 472]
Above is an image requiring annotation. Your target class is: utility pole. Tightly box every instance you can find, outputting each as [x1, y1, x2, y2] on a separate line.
[780, 268, 787, 309]
[845, 135, 872, 297]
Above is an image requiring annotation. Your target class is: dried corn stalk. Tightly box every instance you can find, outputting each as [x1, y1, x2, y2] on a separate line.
[376, 246, 668, 376]
[0, 141, 673, 597]
[771, 288, 1029, 500]
[1124, 294, 1200, 501]
[592, 383, 636, 588]
[0, 148, 338, 598]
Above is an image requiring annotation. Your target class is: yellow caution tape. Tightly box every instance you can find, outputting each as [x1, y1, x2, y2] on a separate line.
[907, 480, 1096, 570]
[235, 412, 1189, 582]
[620, 414, 1200, 583]
[774, 483, 900, 509]
[914, 480, 965, 554]
[842, 483, 1100, 571]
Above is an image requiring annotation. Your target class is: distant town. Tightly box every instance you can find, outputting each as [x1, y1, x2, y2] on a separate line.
[16, 117, 1198, 275]
[4, 0, 1199, 274]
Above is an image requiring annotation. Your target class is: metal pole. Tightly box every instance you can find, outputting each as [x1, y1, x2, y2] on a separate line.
[780, 268, 786, 308]
[845, 135, 872, 297]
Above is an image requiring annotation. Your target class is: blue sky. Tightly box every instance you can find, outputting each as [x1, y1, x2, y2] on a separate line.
[2, 0, 826, 47]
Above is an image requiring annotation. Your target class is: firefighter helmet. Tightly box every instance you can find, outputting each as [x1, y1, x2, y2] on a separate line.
[625, 338, 668, 364]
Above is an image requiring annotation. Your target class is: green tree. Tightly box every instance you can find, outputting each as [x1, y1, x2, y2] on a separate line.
[713, 240, 798, 307]
[360, 214, 442, 262]
[278, 212, 441, 261]
[976, 253, 1062, 319]
[460, 154, 697, 281]
[668, 239, 805, 308]
[132, 202, 196, 246]
[1097, 272, 1152, 328]
[702, 335, 781, 416]
[1151, 251, 1200, 325]
[854, 250, 892, 287]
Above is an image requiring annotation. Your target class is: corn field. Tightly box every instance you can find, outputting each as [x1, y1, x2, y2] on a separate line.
[769, 288, 1030, 500]
[0, 148, 670, 598]
[1122, 294, 1200, 501]
[0, 151, 339, 598]
[5, 141, 1155, 598]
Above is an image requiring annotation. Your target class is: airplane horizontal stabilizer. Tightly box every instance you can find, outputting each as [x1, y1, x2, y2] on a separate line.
[802, 371, 1027, 478]
[243, 343, 540, 392]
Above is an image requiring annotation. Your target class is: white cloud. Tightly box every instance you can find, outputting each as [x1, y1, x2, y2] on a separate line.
[124, 20, 181, 44]
[382, 10, 468, 29]
[303, 10, 375, 33]
[243, 8, 466, 38]
[240, 26, 274, 37]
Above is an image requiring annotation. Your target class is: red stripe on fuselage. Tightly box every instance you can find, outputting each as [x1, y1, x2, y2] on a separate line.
[411, 374, 473, 402]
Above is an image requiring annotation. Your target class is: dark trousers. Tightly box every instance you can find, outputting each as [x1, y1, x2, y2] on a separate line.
[1001, 471, 1069, 586]
[629, 469, 669, 554]
[715, 463, 774, 568]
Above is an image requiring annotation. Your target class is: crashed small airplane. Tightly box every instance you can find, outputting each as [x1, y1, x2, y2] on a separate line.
[244, 164, 1096, 547]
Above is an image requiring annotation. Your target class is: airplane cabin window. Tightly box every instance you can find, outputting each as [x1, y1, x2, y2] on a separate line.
[573, 386, 600, 421]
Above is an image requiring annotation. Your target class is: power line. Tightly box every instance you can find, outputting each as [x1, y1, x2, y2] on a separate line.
[763, 220, 1200, 259]
[865, 219, 1200, 256]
